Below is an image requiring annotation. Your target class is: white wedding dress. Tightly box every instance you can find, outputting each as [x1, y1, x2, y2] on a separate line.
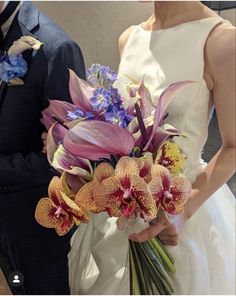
[69, 17, 235, 295]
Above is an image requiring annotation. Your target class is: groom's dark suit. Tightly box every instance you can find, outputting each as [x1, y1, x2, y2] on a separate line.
[0, 2, 85, 294]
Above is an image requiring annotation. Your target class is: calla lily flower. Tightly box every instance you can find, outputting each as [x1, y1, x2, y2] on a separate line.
[63, 120, 135, 160]
[8, 36, 43, 56]
[46, 123, 93, 183]
[93, 157, 158, 221]
[69, 69, 95, 112]
[52, 145, 93, 181]
[144, 81, 193, 150]
[148, 164, 191, 215]
[41, 100, 76, 129]
[35, 173, 89, 236]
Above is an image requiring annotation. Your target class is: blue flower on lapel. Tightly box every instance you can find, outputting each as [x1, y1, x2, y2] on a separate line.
[0, 53, 28, 83]
[0, 36, 43, 86]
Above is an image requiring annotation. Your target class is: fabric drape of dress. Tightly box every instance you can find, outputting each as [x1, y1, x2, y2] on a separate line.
[69, 16, 235, 295]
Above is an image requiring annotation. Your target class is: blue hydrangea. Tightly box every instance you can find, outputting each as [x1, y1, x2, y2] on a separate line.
[110, 86, 122, 105]
[67, 108, 94, 121]
[100, 66, 117, 82]
[104, 106, 133, 128]
[90, 87, 112, 111]
[87, 64, 117, 86]
[87, 63, 102, 85]
[0, 54, 27, 83]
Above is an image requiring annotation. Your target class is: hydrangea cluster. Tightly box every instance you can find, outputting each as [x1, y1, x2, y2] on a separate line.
[87, 63, 117, 86]
[0, 53, 27, 83]
[86, 64, 133, 128]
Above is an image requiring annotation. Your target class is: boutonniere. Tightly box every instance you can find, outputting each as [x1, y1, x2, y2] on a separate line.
[0, 36, 43, 86]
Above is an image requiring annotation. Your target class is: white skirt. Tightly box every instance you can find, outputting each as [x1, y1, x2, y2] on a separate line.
[69, 184, 235, 295]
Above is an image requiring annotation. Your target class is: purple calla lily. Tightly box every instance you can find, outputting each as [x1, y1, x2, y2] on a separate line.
[63, 120, 135, 160]
[144, 81, 194, 151]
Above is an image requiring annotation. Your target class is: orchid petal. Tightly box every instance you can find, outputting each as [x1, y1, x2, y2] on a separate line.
[60, 192, 89, 223]
[93, 163, 115, 182]
[35, 198, 58, 228]
[48, 176, 64, 206]
[134, 152, 153, 182]
[148, 177, 164, 207]
[155, 140, 186, 176]
[128, 175, 157, 221]
[93, 176, 123, 217]
[151, 164, 172, 190]
[115, 156, 139, 180]
[168, 176, 191, 214]
[75, 180, 104, 213]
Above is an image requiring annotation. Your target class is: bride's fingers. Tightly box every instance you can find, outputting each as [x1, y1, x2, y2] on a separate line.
[158, 233, 179, 241]
[129, 221, 166, 242]
[160, 239, 178, 246]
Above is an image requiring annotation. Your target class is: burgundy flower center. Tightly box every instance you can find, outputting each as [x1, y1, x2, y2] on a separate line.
[123, 189, 130, 199]
[55, 206, 63, 218]
[164, 190, 173, 203]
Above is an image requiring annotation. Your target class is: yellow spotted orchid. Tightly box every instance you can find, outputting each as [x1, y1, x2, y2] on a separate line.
[35, 173, 89, 236]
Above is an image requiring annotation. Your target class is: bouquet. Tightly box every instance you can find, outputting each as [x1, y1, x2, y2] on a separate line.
[35, 64, 192, 294]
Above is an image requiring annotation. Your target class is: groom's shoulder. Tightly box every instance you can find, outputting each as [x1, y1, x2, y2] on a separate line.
[19, 2, 79, 57]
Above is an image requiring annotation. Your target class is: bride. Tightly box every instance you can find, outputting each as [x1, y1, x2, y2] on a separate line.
[69, 1, 235, 294]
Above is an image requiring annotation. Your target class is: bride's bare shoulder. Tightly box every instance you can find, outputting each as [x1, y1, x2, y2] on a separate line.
[118, 25, 136, 56]
[206, 22, 235, 68]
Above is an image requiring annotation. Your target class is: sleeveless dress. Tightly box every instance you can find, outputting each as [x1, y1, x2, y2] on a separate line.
[69, 17, 235, 295]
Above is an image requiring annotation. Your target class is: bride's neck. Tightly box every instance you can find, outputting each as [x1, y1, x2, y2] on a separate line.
[146, 1, 217, 30]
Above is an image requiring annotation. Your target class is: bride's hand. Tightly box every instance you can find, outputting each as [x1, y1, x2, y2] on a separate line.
[129, 211, 187, 246]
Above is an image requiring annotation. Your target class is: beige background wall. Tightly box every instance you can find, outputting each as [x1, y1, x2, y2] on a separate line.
[35, 1, 235, 71]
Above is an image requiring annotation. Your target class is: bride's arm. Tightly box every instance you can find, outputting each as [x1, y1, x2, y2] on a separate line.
[130, 23, 236, 245]
[184, 23, 236, 217]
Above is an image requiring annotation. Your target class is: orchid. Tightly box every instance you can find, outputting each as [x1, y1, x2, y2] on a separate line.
[155, 140, 186, 176]
[92, 157, 157, 221]
[75, 162, 115, 213]
[148, 164, 191, 215]
[35, 173, 89, 236]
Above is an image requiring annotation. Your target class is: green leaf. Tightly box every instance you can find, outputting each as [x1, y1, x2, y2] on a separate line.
[129, 245, 141, 295]
[150, 238, 176, 273]
[131, 241, 148, 294]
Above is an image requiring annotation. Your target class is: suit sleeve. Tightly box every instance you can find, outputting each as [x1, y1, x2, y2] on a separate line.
[43, 40, 86, 106]
[0, 40, 86, 194]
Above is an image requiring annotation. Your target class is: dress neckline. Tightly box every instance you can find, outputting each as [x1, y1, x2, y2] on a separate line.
[138, 16, 222, 33]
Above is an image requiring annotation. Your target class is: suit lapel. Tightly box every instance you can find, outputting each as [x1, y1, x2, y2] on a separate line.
[0, 2, 40, 108]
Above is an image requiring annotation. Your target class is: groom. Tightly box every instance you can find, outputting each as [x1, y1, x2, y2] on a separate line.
[0, 1, 85, 294]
